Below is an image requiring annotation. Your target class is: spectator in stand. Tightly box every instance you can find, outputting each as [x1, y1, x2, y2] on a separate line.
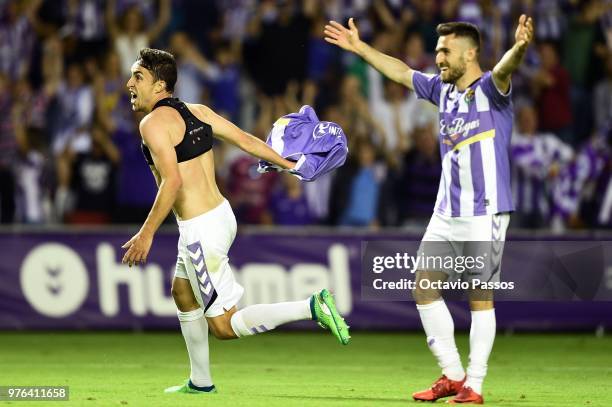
[242, 0, 312, 97]
[52, 62, 94, 155]
[265, 172, 314, 226]
[338, 139, 382, 227]
[588, 127, 612, 228]
[552, 134, 610, 231]
[94, 50, 134, 135]
[59, 124, 120, 224]
[106, 0, 170, 76]
[61, 0, 108, 60]
[531, 41, 573, 143]
[403, 31, 435, 73]
[218, 0, 257, 44]
[338, 74, 385, 152]
[511, 104, 573, 229]
[593, 52, 612, 131]
[562, 0, 609, 142]
[209, 40, 241, 122]
[303, 4, 341, 107]
[172, 0, 221, 56]
[226, 153, 278, 225]
[398, 122, 441, 225]
[0, 73, 16, 223]
[169, 31, 218, 104]
[371, 78, 418, 155]
[408, 0, 442, 53]
[12, 100, 48, 224]
[519, 0, 567, 42]
[0, 0, 38, 81]
[365, 31, 397, 107]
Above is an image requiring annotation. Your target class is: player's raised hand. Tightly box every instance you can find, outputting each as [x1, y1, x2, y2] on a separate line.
[514, 14, 534, 51]
[324, 18, 362, 54]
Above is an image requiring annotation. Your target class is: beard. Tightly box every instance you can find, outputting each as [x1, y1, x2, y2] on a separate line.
[439, 60, 467, 84]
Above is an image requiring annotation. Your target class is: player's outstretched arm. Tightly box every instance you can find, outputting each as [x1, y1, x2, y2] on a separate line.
[202, 105, 296, 170]
[492, 14, 534, 93]
[122, 114, 182, 267]
[324, 18, 415, 90]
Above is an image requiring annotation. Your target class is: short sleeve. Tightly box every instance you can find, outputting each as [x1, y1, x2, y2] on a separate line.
[412, 71, 443, 107]
[479, 71, 512, 108]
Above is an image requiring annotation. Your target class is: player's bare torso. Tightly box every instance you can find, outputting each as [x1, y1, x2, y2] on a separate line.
[145, 103, 224, 221]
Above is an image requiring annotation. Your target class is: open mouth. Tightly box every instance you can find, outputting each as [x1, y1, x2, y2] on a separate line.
[129, 90, 137, 103]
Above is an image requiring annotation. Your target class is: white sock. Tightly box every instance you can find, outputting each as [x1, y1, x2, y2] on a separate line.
[230, 299, 312, 337]
[465, 309, 496, 395]
[177, 308, 213, 388]
[417, 300, 465, 381]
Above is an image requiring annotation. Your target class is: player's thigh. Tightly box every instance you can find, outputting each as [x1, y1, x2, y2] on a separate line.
[179, 201, 243, 316]
[172, 253, 200, 311]
[206, 306, 238, 340]
[460, 213, 510, 283]
[416, 214, 457, 304]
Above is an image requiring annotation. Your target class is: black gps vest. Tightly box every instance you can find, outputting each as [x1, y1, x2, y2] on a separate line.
[141, 98, 213, 165]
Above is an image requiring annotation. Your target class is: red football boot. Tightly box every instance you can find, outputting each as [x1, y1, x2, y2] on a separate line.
[447, 386, 484, 404]
[412, 375, 466, 402]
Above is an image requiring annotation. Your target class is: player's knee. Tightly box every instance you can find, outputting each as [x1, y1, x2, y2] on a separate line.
[412, 282, 441, 304]
[468, 288, 494, 310]
[413, 287, 441, 305]
[170, 284, 180, 300]
[171, 282, 198, 311]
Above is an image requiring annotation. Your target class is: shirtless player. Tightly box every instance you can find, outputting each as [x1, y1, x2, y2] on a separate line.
[121, 48, 349, 394]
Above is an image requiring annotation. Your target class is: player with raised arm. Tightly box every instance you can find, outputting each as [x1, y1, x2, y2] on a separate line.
[325, 15, 533, 404]
[121, 48, 349, 395]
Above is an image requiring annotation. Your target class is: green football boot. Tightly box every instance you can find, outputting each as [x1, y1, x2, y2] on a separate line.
[164, 380, 217, 394]
[310, 289, 351, 345]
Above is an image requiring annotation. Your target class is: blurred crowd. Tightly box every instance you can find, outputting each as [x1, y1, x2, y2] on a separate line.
[0, 0, 611, 232]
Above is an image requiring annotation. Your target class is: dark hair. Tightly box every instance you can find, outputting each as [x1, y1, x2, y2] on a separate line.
[436, 22, 481, 53]
[136, 48, 177, 92]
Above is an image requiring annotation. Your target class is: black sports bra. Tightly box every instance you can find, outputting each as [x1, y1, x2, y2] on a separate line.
[141, 98, 213, 166]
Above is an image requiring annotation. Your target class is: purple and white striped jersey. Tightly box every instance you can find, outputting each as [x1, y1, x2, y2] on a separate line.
[412, 70, 514, 217]
[511, 132, 573, 218]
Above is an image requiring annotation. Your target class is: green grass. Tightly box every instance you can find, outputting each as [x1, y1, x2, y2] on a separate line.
[0, 332, 611, 406]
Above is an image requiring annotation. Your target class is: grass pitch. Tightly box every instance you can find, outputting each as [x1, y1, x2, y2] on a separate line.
[0, 331, 610, 406]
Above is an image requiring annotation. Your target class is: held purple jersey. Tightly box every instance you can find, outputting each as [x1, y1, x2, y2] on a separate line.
[258, 105, 348, 182]
[412, 70, 514, 217]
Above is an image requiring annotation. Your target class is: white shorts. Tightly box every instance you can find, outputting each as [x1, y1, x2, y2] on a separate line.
[418, 212, 510, 282]
[175, 199, 244, 317]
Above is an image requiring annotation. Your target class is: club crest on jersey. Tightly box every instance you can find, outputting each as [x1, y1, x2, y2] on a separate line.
[312, 122, 342, 139]
[464, 89, 475, 103]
